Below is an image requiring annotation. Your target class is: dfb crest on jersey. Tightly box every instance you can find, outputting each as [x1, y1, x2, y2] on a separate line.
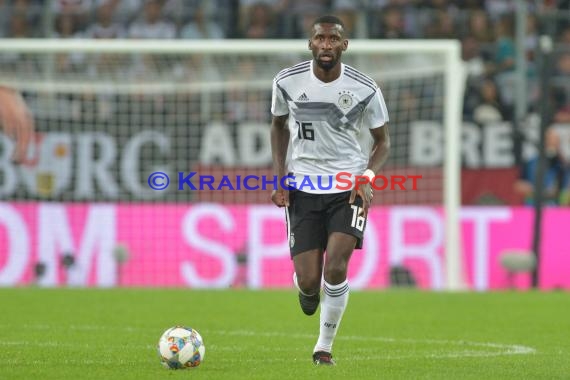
[337, 90, 353, 109]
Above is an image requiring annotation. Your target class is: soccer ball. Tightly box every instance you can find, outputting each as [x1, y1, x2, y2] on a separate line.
[157, 326, 205, 369]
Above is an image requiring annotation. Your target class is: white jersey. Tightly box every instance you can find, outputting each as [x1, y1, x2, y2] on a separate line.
[271, 60, 389, 194]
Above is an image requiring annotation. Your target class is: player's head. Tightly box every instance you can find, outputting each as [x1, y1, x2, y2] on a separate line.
[309, 15, 348, 71]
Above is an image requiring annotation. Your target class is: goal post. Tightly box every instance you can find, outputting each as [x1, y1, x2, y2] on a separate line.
[0, 39, 464, 290]
[443, 41, 465, 291]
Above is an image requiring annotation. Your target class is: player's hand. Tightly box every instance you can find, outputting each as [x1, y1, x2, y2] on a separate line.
[349, 182, 373, 218]
[0, 89, 34, 163]
[271, 188, 290, 208]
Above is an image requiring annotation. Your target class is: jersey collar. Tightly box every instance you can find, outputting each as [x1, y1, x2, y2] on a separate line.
[310, 60, 345, 86]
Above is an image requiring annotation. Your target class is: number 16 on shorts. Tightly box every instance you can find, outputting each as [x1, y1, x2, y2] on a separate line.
[350, 205, 366, 231]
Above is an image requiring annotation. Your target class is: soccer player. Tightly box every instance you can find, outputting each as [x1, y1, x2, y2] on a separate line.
[0, 86, 34, 162]
[270, 15, 390, 365]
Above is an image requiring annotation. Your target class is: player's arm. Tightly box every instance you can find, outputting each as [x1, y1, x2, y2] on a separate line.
[350, 124, 391, 216]
[366, 124, 391, 174]
[270, 114, 290, 207]
[0, 86, 34, 162]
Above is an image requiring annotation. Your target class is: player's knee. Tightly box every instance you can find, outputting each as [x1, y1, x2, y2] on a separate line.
[324, 263, 348, 283]
[296, 276, 321, 295]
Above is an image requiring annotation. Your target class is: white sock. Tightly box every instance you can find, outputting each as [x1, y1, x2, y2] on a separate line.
[313, 280, 349, 353]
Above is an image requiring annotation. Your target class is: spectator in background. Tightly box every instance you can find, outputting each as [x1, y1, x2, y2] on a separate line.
[555, 52, 570, 77]
[461, 34, 487, 120]
[238, 0, 285, 36]
[492, 15, 516, 74]
[550, 55, 570, 119]
[427, 0, 454, 12]
[514, 128, 569, 205]
[417, 0, 459, 16]
[7, 13, 31, 38]
[281, 0, 329, 37]
[472, 78, 507, 125]
[490, 15, 517, 111]
[368, 0, 419, 38]
[180, 4, 225, 39]
[161, 0, 186, 28]
[424, 9, 456, 39]
[128, 0, 176, 39]
[525, 14, 538, 62]
[457, 0, 485, 11]
[85, 3, 126, 77]
[484, 0, 515, 22]
[1, 0, 41, 37]
[555, 0, 570, 30]
[95, 0, 141, 25]
[461, 34, 485, 79]
[86, 2, 126, 38]
[558, 26, 570, 44]
[53, 0, 92, 15]
[53, 0, 92, 30]
[553, 90, 570, 124]
[128, 0, 176, 91]
[0, 1, 7, 37]
[55, 13, 79, 38]
[241, 2, 276, 38]
[1, 14, 33, 70]
[466, 10, 495, 44]
[54, 14, 86, 73]
[375, 5, 409, 39]
[417, 0, 458, 37]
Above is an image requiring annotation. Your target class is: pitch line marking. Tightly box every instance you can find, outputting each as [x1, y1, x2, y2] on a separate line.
[214, 329, 536, 358]
[0, 324, 536, 359]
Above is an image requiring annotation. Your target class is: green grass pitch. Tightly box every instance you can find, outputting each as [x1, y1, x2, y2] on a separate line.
[0, 289, 568, 380]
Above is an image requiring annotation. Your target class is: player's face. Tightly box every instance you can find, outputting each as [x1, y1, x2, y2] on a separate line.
[309, 23, 347, 71]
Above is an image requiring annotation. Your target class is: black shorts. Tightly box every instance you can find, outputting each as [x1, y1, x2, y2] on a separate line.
[285, 189, 367, 257]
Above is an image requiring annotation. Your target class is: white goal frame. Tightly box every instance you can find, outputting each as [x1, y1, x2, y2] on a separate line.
[0, 39, 465, 290]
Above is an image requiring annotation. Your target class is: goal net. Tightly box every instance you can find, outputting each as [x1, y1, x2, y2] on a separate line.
[0, 39, 463, 290]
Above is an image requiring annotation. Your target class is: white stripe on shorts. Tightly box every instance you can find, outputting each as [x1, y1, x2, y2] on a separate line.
[285, 206, 291, 245]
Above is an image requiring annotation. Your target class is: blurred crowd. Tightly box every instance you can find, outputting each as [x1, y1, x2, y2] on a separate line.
[2, 0, 570, 205]
[1, 0, 570, 125]
[1, 0, 568, 41]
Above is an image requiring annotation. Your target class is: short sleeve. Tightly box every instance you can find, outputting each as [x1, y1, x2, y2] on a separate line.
[364, 87, 389, 129]
[271, 80, 289, 116]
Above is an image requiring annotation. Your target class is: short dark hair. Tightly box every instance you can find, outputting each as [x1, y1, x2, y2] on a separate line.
[312, 15, 345, 29]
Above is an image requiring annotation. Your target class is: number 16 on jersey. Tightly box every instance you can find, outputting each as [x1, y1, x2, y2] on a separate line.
[296, 120, 314, 141]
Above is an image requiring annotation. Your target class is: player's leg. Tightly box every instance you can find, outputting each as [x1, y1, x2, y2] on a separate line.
[313, 191, 366, 365]
[312, 232, 355, 365]
[293, 249, 324, 315]
[287, 190, 327, 315]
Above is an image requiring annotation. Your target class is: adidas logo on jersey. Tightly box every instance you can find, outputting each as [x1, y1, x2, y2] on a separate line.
[297, 93, 309, 101]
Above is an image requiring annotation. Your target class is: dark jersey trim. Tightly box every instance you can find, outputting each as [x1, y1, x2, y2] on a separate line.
[344, 72, 376, 92]
[345, 66, 377, 88]
[276, 67, 310, 84]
